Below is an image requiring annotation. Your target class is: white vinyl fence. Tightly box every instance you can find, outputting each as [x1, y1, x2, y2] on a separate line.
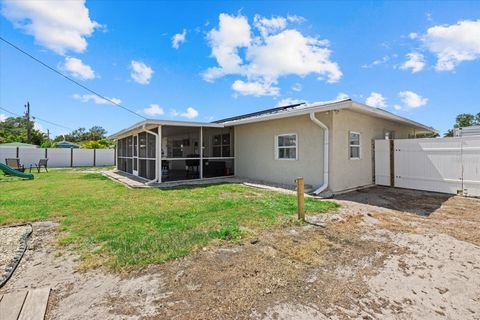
[0, 147, 115, 168]
[375, 137, 480, 197]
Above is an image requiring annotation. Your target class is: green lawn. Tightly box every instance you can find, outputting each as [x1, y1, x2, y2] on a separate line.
[0, 168, 338, 270]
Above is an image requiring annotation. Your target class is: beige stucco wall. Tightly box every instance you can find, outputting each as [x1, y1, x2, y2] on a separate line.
[329, 109, 416, 192]
[234, 113, 332, 187]
[234, 108, 420, 193]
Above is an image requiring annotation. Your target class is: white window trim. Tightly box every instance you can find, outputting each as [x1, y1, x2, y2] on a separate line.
[349, 131, 361, 160]
[275, 133, 298, 160]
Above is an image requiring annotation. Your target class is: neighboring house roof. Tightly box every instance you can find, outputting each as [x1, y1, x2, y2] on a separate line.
[217, 99, 437, 133]
[110, 98, 436, 139]
[56, 141, 80, 148]
[0, 142, 38, 148]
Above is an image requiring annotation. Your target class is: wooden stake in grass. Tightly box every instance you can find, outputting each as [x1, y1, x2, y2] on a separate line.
[296, 177, 305, 221]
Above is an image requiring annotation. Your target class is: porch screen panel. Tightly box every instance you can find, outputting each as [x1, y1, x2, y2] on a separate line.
[147, 160, 156, 180]
[202, 127, 234, 158]
[139, 132, 147, 158]
[139, 159, 147, 178]
[147, 133, 156, 158]
[126, 136, 133, 157]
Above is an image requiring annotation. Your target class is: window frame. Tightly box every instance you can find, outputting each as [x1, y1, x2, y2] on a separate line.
[349, 131, 361, 160]
[275, 133, 298, 161]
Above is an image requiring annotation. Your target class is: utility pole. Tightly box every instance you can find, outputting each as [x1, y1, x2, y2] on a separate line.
[47, 129, 50, 140]
[25, 102, 31, 144]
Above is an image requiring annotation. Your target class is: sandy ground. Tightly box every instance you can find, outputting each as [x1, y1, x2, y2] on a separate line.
[1, 186, 479, 319]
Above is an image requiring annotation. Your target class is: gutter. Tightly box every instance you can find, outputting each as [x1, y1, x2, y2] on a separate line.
[309, 112, 329, 195]
[144, 125, 159, 185]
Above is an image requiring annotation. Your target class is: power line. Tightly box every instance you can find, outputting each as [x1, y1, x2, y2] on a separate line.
[0, 105, 73, 131]
[0, 36, 147, 120]
[0, 106, 21, 117]
[32, 115, 73, 131]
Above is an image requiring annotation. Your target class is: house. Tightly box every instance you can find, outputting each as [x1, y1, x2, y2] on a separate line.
[0, 142, 38, 148]
[109, 99, 436, 194]
[55, 141, 80, 148]
[454, 125, 480, 137]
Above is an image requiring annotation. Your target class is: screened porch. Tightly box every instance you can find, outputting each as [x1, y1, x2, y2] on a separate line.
[115, 122, 234, 183]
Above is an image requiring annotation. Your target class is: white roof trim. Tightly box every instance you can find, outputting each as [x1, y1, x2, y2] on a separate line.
[220, 99, 436, 133]
[109, 119, 224, 139]
[220, 100, 351, 126]
[350, 102, 437, 133]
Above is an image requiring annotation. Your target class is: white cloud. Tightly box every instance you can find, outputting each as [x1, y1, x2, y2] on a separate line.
[336, 92, 350, 100]
[130, 60, 154, 85]
[0, 114, 7, 122]
[399, 91, 428, 108]
[400, 52, 425, 73]
[62, 57, 95, 80]
[393, 104, 402, 111]
[423, 20, 480, 71]
[286, 15, 306, 24]
[73, 94, 122, 105]
[408, 32, 418, 39]
[170, 109, 179, 117]
[181, 107, 199, 119]
[1, 0, 101, 55]
[143, 104, 164, 116]
[172, 29, 187, 49]
[362, 56, 390, 68]
[203, 13, 341, 96]
[253, 15, 287, 38]
[203, 13, 252, 81]
[365, 92, 387, 108]
[291, 83, 302, 92]
[34, 121, 44, 132]
[232, 80, 279, 97]
[275, 98, 306, 108]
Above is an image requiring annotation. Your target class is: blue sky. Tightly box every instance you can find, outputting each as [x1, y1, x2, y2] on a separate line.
[0, 1, 479, 137]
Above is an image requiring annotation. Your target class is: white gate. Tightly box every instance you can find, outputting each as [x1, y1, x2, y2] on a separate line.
[375, 137, 480, 197]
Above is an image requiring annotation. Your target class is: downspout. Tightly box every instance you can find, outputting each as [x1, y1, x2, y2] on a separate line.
[309, 112, 329, 195]
[144, 125, 159, 185]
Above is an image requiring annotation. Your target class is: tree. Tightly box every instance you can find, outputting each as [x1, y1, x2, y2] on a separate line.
[85, 126, 107, 141]
[81, 138, 113, 149]
[54, 126, 108, 142]
[0, 116, 47, 145]
[444, 113, 480, 137]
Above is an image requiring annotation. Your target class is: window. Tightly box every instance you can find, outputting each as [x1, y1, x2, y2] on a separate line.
[384, 130, 395, 140]
[276, 134, 297, 160]
[349, 132, 361, 159]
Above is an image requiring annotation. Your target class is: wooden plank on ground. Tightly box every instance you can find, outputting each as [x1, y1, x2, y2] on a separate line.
[0, 291, 28, 320]
[18, 288, 50, 320]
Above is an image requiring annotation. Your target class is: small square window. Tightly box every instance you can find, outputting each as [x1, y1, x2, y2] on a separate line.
[349, 132, 361, 159]
[276, 134, 297, 160]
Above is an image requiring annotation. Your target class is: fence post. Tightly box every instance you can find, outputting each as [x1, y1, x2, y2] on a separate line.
[389, 139, 395, 187]
[16, 146, 19, 158]
[93, 149, 96, 167]
[45, 148, 48, 159]
[70, 148, 73, 167]
[296, 177, 305, 221]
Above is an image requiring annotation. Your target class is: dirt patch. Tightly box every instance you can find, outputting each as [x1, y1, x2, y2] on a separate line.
[1, 186, 479, 319]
